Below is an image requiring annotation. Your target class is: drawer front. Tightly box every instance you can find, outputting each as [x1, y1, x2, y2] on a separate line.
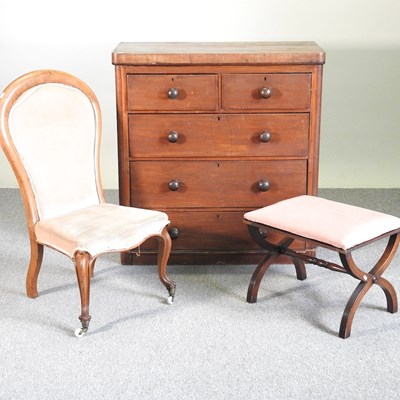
[167, 211, 306, 251]
[128, 114, 224, 158]
[225, 114, 309, 157]
[222, 73, 311, 111]
[130, 160, 307, 208]
[168, 211, 255, 250]
[129, 113, 309, 158]
[127, 74, 218, 111]
[136, 210, 306, 251]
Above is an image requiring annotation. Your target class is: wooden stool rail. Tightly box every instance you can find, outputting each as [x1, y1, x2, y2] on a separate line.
[244, 195, 400, 338]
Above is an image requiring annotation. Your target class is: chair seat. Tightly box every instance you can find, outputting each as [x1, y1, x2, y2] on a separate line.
[244, 195, 400, 250]
[35, 203, 169, 258]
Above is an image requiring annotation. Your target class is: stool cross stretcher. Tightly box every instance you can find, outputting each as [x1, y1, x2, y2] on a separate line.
[244, 195, 400, 338]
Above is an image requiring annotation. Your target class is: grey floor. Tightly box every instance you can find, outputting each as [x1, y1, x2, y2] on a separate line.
[0, 188, 400, 400]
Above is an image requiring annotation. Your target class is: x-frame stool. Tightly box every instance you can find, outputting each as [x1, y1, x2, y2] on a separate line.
[244, 196, 400, 338]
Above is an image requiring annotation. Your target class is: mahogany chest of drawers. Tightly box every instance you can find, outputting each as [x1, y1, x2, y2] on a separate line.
[112, 42, 325, 264]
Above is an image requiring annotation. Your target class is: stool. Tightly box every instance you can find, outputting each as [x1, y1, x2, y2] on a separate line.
[244, 195, 400, 338]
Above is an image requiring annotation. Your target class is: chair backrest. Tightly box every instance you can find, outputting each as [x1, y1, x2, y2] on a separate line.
[0, 70, 104, 226]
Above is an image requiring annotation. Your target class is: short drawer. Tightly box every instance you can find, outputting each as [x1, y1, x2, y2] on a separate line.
[128, 113, 309, 158]
[134, 210, 306, 252]
[130, 160, 307, 209]
[127, 74, 218, 111]
[128, 114, 224, 158]
[222, 73, 311, 111]
[225, 114, 309, 157]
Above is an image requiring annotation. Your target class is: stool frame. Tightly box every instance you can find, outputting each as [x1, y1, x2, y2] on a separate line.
[245, 221, 400, 338]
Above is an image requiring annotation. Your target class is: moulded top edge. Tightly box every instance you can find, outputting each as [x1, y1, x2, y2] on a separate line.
[111, 42, 326, 65]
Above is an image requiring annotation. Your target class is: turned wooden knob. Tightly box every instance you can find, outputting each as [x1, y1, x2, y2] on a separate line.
[259, 131, 271, 142]
[168, 227, 180, 240]
[168, 131, 179, 143]
[167, 87, 179, 99]
[259, 87, 272, 99]
[168, 179, 180, 191]
[257, 179, 270, 192]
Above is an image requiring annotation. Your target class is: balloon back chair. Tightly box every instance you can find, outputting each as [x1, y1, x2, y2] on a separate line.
[0, 70, 175, 337]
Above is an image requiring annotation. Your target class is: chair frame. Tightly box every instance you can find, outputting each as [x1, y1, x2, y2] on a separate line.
[0, 70, 175, 336]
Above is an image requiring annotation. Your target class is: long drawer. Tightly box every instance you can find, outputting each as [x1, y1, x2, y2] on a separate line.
[136, 210, 306, 251]
[222, 73, 311, 111]
[127, 74, 218, 111]
[129, 113, 309, 158]
[130, 160, 307, 208]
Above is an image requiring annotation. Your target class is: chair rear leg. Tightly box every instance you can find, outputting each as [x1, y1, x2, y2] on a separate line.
[157, 227, 176, 304]
[26, 240, 44, 298]
[73, 251, 92, 337]
[89, 258, 96, 278]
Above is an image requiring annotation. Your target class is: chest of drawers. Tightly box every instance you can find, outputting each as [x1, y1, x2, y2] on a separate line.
[112, 42, 325, 264]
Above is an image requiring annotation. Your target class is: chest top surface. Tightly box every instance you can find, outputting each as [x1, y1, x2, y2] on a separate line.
[112, 41, 325, 65]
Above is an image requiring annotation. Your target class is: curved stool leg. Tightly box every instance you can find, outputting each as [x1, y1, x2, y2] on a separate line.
[157, 227, 176, 304]
[375, 276, 398, 313]
[290, 257, 307, 281]
[370, 234, 400, 278]
[339, 280, 373, 339]
[339, 234, 400, 338]
[247, 253, 280, 303]
[368, 234, 400, 314]
[247, 225, 307, 303]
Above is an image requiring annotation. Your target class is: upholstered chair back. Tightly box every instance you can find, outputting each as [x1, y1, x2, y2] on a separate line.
[1, 72, 103, 221]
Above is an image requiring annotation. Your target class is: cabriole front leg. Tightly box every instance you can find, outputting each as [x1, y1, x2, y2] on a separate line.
[157, 227, 176, 304]
[73, 251, 92, 337]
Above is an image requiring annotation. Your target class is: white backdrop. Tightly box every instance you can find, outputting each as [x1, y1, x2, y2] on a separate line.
[1, 0, 400, 188]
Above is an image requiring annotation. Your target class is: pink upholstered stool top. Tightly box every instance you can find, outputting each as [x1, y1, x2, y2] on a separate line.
[244, 195, 400, 251]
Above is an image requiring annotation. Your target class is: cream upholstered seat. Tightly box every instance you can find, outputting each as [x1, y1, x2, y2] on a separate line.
[34, 204, 169, 258]
[0, 70, 176, 337]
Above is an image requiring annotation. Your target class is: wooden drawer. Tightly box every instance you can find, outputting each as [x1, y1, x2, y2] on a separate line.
[129, 113, 309, 158]
[168, 211, 255, 250]
[130, 160, 307, 209]
[128, 114, 224, 158]
[222, 73, 311, 111]
[223, 114, 309, 157]
[136, 210, 306, 252]
[127, 74, 218, 111]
